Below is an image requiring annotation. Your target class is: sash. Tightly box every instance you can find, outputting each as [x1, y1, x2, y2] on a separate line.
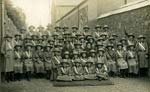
[84, 67, 89, 74]
[54, 56, 60, 64]
[129, 51, 134, 58]
[25, 51, 31, 58]
[71, 42, 74, 48]
[96, 68, 99, 73]
[81, 58, 87, 63]
[123, 46, 126, 51]
[74, 67, 79, 74]
[8, 42, 12, 49]
[32, 41, 36, 46]
[95, 32, 99, 37]
[61, 67, 65, 74]
[15, 51, 21, 58]
[127, 40, 132, 45]
[117, 50, 123, 57]
[139, 43, 145, 51]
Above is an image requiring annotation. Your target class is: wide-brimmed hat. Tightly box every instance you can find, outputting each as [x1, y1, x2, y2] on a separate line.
[25, 43, 33, 47]
[106, 44, 114, 48]
[96, 42, 103, 47]
[73, 51, 79, 55]
[72, 26, 78, 30]
[97, 37, 104, 41]
[45, 44, 53, 48]
[36, 44, 43, 48]
[4, 34, 12, 38]
[112, 33, 118, 37]
[90, 49, 96, 53]
[138, 35, 146, 39]
[128, 33, 135, 38]
[63, 25, 69, 29]
[74, 42, 82, 45]
[55, 25, 61, 29]
[14, 33, 21, 37]
[120, 37, 126, 42]
[117, 43, 123, 47]
[64, 51, 69, 55]
[53, 48, 60, 52]
[103, 25, 109, 29]
[98, 48, 105, 52]
[14, 44, 22, 49]
[109, 37, 115, 40]
[95, 24, 101, 29]
[83, 25, 90, 29]
[127, 44, 135, 48]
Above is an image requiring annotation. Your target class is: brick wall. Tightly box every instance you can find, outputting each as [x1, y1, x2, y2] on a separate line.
[97, 6, 150, 39]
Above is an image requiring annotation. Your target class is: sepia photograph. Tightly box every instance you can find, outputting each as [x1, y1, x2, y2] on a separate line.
[0, 0, 150, 92]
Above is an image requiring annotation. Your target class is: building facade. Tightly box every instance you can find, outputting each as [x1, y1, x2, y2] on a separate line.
[51, 0, 83, 25]
[53, 0, 147, 29]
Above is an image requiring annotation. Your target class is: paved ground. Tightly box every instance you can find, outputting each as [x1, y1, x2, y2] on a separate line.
[0, 77, 150, 92]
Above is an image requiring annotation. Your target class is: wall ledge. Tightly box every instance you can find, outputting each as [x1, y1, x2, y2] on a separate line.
[97, 0, 149, 19]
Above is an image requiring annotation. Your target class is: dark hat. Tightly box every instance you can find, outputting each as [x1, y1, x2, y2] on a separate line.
[83, 25, 90, 29]
[138, 35, 146, 39]
[95, 24, 101, 29]
[4, 34, 12, 38]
